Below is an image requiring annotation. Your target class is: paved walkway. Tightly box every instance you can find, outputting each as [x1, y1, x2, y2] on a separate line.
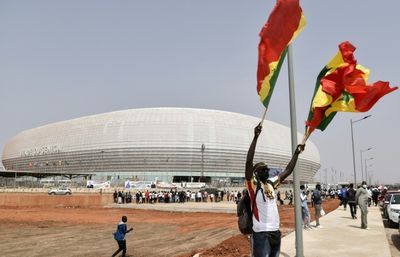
[280, 205, 391, 257]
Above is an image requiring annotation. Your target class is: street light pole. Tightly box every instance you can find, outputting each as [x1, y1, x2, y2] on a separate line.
[365, 157, 374, 184]
[360, 147, 372, 182]
[369, 170, 375, 185]
[350, 115, 371, 185]
[324, 168, 328, 186]
[350, 120, 356, 184]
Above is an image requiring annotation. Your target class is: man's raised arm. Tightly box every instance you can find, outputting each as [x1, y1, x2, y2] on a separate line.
[245, 123, 262, 181]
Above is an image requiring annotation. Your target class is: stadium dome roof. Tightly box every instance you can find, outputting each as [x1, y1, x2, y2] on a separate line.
[2, 108, 320, 182]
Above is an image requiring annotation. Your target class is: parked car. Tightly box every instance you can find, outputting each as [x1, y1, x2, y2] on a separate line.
[382, 191, 400, 218]
[386, 194, 400, 227]
[48, 188, 72, 195]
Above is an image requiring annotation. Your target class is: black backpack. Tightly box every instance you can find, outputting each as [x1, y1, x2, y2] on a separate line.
[237, 182, 265, 235]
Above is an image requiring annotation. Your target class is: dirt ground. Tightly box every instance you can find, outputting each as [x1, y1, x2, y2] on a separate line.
[0, 194, 339, 257]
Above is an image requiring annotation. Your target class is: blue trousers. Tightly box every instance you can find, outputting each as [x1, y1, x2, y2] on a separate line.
[111, 240, 126, 257]
[251, 230, 281, 257]
[301, 205, 311, 227]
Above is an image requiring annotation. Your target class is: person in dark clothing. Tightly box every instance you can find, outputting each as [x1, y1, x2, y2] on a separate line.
[236, 191, 242, 204]
[113, 190, 118, 203]
[112, 216, 133, 257]
[288, 190, 293, 205]
[117, 191, 123, 204]
[121, 191, 126, 204]
[135, 192, 140, 204]
[126, 192, 132, 203]
[277, 191, 284, 205]
[372, 187, 380, 206]
[312, 184, 322, 228]
[340, 185, 348, 210]
[347, 183, 357, 219]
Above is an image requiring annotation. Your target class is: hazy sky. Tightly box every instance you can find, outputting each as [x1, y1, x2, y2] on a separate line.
[1, 1, 399, 184]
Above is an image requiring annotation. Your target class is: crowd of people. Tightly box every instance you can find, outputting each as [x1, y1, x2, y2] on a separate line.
[112, 189, 255, 204]
[111, 187, 305, 207]
[298, 182, 387, 231]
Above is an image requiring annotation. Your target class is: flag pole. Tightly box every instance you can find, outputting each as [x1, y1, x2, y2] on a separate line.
[302, 129, 311, 145]
[260, 108, 268, 126]
[287, 44, 304, 257]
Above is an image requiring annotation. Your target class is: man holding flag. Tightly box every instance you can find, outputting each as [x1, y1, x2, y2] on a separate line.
[245, 123, 305, 257]
[250, 0, 396, 255]
[251, 0, 306, 254]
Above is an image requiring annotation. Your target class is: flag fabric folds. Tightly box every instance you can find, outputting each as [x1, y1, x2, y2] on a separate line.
[257, 0, 306, 108]
[305, 41, 398, 135]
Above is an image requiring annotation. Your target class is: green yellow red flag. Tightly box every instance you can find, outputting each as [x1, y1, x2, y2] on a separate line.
[305, 41, 398, 137]
[257, 0, 306, 108]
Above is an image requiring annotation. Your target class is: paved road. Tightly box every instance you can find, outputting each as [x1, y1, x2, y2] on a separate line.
[382, 212, 400, 256]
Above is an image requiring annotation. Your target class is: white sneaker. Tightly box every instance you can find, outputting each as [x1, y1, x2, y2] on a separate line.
[315, 225, 323, 228]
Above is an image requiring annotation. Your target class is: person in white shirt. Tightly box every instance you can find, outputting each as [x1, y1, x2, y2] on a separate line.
[367, 187, 372, 207]
[300, 185, 312, 230]
[245, 123, 305, 257]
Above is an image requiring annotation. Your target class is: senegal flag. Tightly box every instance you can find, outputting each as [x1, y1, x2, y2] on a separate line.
[257, 0, 306, 108]
[305, 41, 398, 135]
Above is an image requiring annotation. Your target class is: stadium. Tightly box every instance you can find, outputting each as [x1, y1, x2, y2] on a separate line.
[1, 108, 320, 185]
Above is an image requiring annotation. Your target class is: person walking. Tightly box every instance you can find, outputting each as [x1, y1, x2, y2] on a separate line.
[367, 186, 372, 207]
[340, 185, 348, 210]
[288, 190, 293, 206]
[356, 181, 369, 229]
[312, 184, 323, 228]
[111, 215, 133, 257]
[277, 190, 284, 206]
[330, 189, 335, 199]
[113, 190, 118, 203]
[245, 123, 305, 257]
[300, 185, 312, 230]
[347, 183, 357, 219]
[372, 187, 379, 206]
[310, 190, 314, 208]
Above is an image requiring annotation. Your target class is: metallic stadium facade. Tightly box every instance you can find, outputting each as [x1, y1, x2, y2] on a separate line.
[1, 108, 320, 184]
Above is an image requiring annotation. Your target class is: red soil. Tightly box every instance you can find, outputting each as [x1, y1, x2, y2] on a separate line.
[0, 193, 339, 257]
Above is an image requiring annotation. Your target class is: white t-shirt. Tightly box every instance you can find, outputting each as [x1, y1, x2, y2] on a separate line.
[367, 189, 372, 198]
[246, 176, 280, 232]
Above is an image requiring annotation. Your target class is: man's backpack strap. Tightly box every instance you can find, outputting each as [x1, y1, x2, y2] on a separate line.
[254, 179, 266, 203]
